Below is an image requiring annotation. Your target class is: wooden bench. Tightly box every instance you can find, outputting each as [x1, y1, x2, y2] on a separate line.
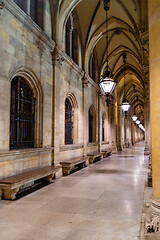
[87, 152, 103, 164]
[0, 165, 61, 200]
[101, 148, 112, 158]
[60, 156, 89, 176]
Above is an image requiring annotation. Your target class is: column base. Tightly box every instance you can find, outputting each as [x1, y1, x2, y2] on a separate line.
[147, 154, 152, 187]
[111, 142, 117, 153]
[144, 149, 150, 155]
[117, 146, 122, 151]
[144, 144, 150, 155]
[146, 195, 160, 232]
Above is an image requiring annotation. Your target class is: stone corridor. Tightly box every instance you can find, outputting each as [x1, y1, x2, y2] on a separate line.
[0, 142, 147, 240]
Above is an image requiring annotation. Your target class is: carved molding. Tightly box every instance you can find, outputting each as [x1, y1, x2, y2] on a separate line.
[51, 48, 65, 66]
[55, 45, 84, 77]
[82, 73, 89, 88]
[146, 195, 160, 232]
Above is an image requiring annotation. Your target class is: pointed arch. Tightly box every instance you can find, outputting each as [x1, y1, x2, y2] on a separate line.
[88, 105, 96, 143]
[9, 66, 43, 148]
[65, 93, 78, 144]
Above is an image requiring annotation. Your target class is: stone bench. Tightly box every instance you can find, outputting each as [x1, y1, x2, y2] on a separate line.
[60, 156, 89, 176]
[0, 165, 61, 200]
[101, 148, 112, 158]
[87, 152, 103, 164]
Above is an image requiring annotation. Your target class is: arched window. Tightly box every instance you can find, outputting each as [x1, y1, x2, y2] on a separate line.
[14, 0, 39, 26]
[65, 15, 78, 64]
[30, 0, 38, 23]
[89, 109, 93, 143]
[10, 77, 35, 150]
[89, 53, 96, 82]
[102, 117, 105, 141]
[14, 0, 26, 12]
[65, 99, 73, 144]
[65, 16, 72, 57]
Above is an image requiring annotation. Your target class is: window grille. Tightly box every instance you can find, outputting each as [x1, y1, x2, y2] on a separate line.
[89, 109, 93, 142]
[10, 77, 35, 150]
[102, 118, 105, 141]
[65, 99, 73, 144]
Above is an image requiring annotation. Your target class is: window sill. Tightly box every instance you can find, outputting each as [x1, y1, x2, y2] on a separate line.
[87, 142, 98, 147]
[102, 141, 109, 145]
[0, 147, 54, 162]
[59, 143, 84, 152]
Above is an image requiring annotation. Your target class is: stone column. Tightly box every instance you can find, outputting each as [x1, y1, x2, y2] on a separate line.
[82, 75, 88, 156]
[128, 115, 132, 146]
[124, 115, 127, 147]
[131, 119, 135, 145]
[51, 47, 62, 165]
[26, 0, 30, 15]
[146, 1, 160, 231]
[144, 84, 150, 155]
[125, 114, 131, 147]
[117, 105, 122, 151]
[69, 28, 73, 58]
[110, 98, 117, 153]
[98, 91, 101, 152]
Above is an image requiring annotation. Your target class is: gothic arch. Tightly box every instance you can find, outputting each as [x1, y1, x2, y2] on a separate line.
[9, 66, 43, 148]
[65, 93, 79, 144]
[88, 105, 96, 143]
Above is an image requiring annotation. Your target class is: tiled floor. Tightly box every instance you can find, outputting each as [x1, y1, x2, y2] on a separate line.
[0, 142, 147, 240]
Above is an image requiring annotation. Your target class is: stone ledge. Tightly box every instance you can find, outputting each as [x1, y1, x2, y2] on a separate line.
[102, 141, 109, 145]
[87, 142, 98, 147]
[0, 147, 54, 163]
[55, 45, 84, 77]
[59, 144, 84, 152]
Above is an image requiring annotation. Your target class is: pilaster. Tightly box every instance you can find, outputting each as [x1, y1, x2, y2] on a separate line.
[110, 97, 117, 153]
[146, 0, 160, 232]
[117, 105, 122, 151]
[144, 82, 150, 155]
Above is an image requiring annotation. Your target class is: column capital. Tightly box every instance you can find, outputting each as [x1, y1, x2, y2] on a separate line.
[51, 47, 65, 66]
[82, 73, 89, 88]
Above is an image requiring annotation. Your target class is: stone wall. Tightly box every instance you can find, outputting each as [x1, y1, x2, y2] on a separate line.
[0, 1, 54, 178]
[53, 46, 99, 163]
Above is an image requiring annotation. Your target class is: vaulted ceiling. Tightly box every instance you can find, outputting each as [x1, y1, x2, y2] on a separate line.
[57, 0, 148, 123]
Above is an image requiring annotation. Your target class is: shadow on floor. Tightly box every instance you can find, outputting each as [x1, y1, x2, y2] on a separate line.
[93, 169, 133, 174]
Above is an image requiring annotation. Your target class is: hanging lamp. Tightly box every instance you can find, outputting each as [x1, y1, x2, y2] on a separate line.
[99, 0, 116, 106]
[136, 119, 140, 125]
[121, 53, 130, 112]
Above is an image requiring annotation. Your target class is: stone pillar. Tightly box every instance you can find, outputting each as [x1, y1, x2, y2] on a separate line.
[26, 0, 30, 15]
[124, 115, 127, 147]
[146, 1, 160, 231]
[82, 75, 88, 156]
[128, 115, 132, 146]
[110, 98, 117, 153]
[131, 119, 134, 145]
[144, 84, 150, 155]
[51, 47, 62, 165]
[117, 105, 122, 151]
[125, 114, 131, 147]
[69, 28, 73, 58]
[98, 91, 101, 152]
